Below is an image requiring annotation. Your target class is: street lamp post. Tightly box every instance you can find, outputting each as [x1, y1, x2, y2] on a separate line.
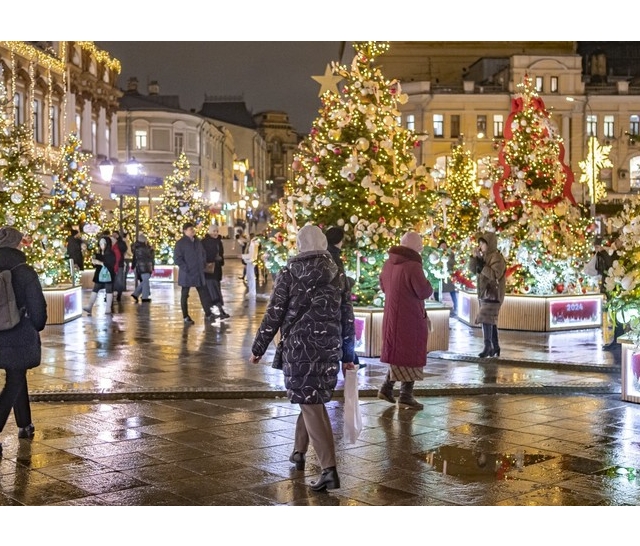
[567, 96, 597, 219]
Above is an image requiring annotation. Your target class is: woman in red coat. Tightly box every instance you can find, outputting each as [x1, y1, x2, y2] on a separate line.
[377, 231, 433, 410]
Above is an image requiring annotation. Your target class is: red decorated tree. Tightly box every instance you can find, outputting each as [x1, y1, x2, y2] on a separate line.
[480, 75, 593, 295]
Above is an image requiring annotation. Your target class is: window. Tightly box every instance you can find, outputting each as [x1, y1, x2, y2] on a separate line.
[629, 115, 639, 136]
[535, 76, 543, 92]
[32, 99, 43, 143]
[49, 104, 59, 147]
[433, 114, 444, 138]
[604, 115, 615, 139]
[135, 129, 147, 150]
[406, 114, 415, 131]
[493, 114, 504, 138]
[450, 115, 460, 138]
[476, 115, 487, 137]
[13, 92, 23, 125]
[550, 76, 558, 93]
[587, 114, 598, 137]
[174, 132, 184, 155]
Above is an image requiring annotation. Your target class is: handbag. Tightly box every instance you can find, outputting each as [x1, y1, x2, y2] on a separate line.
[98, 265, 112, 283]
[480, 279, 499, 302]
[204, 262, 216, 274]
[343, 369, 362, 444]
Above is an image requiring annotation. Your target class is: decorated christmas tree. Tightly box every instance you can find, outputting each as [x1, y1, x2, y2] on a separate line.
[480, 75, 593, 295]
[44, 132, 105, 273]
[150, 152, 210, 264]
[605, 196, 640, 341]
[265, 41, 437, 306]
[0, 74, 45, 237]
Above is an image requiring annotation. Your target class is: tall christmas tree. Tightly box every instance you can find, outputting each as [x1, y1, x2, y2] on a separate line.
[267, 41, 436, 306]
[440, 142, 482, 251]
[481, 75, 593, 295]
[44, 132, 105, 271]
[150, 152, 210, 264]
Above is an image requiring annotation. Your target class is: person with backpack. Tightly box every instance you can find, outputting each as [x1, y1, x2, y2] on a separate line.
[131, 233, 155, 303]
[0, 226, 48, 457]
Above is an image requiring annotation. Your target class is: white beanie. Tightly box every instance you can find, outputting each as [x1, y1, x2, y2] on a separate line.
[296, 225, 327, 253]
[400, 231, 423, 253]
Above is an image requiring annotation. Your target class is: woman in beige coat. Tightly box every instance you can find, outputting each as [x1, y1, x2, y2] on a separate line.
[468, 232, 506, 357]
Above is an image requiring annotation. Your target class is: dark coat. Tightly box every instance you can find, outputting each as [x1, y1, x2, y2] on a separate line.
[251, 251, 355, 405]
[91, 249, 116, 284]
[132, 242, 155, 275]
[65, 235, 84, 270]
[173, 235, 206, 287]
[468, 231, 507, 325]
[202, 234, 225, 281]
[380, 245, 433, 368]
[0, 247, 47, 370]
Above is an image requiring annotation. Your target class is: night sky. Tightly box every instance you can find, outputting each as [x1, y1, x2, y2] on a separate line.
[95, 42, 348, 134]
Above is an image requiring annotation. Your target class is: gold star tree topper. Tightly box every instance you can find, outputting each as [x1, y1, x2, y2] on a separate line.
[312, 64, 342, 97]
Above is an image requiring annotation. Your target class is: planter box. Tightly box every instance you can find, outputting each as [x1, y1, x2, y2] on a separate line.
[353, 303, 450, 358]
[150, 265, 179, 282]
[43, 285, 83, 325]
[456, 290, 603, 332]
[621, 335, 640, 404]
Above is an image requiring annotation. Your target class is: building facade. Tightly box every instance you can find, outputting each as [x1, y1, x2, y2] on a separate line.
[379, 42, 640, 231]
[0, 41, 121, 196]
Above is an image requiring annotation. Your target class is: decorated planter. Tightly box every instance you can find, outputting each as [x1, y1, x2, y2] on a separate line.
[353, 302, 450, 358]
[456, 290, 603, 332]
[43, 285, 83, 325]
[621, 336, 640, 404]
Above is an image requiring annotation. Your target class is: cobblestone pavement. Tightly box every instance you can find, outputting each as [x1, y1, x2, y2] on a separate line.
[1, 259, 638, 513]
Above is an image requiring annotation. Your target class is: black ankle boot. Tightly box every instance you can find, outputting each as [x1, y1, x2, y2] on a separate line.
[310, 466, 340, 491]
[289, 450, 305, 471]
[478, 341, 493, 358]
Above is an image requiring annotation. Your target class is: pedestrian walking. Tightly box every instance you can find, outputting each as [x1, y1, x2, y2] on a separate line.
[173, 222, 216, 325]
[249, 224, 355, 491]
[469, 231, 506, 358]
[83, 234, 117, 316]
[202, 225, 230, 319]
[0, 226, 48, 457]
[131, 233, 155, 303]
[377, 231, 433, 410]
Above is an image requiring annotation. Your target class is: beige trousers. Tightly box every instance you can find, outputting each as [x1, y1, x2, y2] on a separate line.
[294, 404, 336, 469]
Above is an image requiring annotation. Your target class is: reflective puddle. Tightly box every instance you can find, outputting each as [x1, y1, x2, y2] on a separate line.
[418, 445, 555, 481]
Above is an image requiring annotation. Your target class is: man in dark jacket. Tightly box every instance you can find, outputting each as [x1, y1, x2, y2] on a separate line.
[65, 228, 84, 271]
[0, 226, 48, 457]
[131, 233, 155, 303]
[325, 226, 362, 369]
[173, 222, 216, 325]
[202, 225, 230, 319]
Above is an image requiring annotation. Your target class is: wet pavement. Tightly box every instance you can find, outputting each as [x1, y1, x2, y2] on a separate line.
[1, 259, 639, 507]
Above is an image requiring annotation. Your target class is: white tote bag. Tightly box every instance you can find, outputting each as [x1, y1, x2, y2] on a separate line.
[343, 369, 362, 444]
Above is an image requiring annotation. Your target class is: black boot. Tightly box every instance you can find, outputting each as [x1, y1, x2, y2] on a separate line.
[377, 370, 396, 403]
[490, 324, 501, 357]
[310, 466, 340, 491]
[289, 450, 305, 471]
[478, 323, 493, 357]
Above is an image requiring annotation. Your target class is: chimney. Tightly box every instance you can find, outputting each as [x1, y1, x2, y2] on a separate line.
[148, 80, 160, 95]
[127, 77, 139, 92]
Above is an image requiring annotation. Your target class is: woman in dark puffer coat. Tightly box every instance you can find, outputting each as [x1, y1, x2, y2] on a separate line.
[0, 226, 47, 457]
[250, 224, 355, 492]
